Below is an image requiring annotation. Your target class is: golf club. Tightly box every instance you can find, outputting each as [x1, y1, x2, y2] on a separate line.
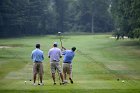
[58, 32, 63, 48]
[29, 63, 32, 82]
[26, 63, 32, 84]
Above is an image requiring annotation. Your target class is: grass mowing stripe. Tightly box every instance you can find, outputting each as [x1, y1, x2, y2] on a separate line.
[77, 49, 120, 79]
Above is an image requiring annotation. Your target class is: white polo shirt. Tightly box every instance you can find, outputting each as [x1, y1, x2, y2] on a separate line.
[48, 47, 62, 62]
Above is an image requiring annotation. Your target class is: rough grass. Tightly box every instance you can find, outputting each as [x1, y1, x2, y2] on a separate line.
[0, 35, 140, 93]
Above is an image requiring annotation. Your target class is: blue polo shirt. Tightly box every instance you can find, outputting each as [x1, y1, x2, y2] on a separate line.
[62, 50, 75, 63]
[31, 48, 44, 62]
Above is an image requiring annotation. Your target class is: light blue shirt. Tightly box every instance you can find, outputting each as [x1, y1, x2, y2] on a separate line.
[31, 48, 44, 62]
[62, 50, 75, 63]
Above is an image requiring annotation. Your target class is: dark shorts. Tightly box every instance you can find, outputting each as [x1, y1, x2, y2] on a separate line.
[33, 62, 43, 75]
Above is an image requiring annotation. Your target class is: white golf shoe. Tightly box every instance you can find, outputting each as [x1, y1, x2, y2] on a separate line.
[33, 83, 36, 86]
[40, 83, 44, 86]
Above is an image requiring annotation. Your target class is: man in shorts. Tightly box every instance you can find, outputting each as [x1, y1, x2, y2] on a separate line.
[31, 44, 44, 85]
[48, 42, 64, 85]
[62, 46, 76, 84]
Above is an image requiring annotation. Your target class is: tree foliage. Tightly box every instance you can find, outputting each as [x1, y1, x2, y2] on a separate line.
[111, 0, 140, 39]
[0, 0, 113, 38]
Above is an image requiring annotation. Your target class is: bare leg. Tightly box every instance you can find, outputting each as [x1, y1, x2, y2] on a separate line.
[69, 71, 73, 84]
[39, 63, 43, 84]
[33, 73, 37, 83]
[40, 74, 43, 83]
[60, 73, 64, 82]
[69, 71, 72, 79]
[52, 73, 56, 84]
[63, 72, 67, 80]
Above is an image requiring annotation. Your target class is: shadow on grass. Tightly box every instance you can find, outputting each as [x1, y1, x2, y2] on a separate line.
[120, 41, 140, 46]
[0, 44, 30, 47]
[0, 89, 140, 93]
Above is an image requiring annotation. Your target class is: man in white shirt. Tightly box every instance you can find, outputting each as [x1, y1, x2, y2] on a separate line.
[48, 42, 64, 85]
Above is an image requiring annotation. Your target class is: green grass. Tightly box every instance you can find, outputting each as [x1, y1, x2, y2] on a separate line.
[0, 35, 140, 93]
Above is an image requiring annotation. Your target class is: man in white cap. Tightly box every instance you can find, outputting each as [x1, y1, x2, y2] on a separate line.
[48, 42, 64, 85]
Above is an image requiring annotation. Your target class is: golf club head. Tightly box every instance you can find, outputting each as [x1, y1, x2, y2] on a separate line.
[58, 32, 61, 34]
[58, 32, 62, 36]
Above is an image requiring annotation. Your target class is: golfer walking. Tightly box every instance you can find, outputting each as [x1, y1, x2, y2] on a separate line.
[31, 44, 44, 85]
[62, 46, 76, 84]
[48, 42, 64, 85]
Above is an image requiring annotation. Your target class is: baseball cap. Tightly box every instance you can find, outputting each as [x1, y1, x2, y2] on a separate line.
[54, 42, 58, 45]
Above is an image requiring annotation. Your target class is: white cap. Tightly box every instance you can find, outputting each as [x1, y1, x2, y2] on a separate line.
[54, 42, 58, 45]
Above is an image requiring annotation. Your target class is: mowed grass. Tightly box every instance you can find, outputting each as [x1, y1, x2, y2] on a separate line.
[0, 35, 140, 93]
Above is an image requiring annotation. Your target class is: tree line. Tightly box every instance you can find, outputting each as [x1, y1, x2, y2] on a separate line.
[0, 0, 140, 39]
[0, 0, 113, 38]
[111, 0, 140, 39]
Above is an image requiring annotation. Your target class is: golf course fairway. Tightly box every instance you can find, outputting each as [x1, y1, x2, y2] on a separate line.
[0, 35, 140, 93]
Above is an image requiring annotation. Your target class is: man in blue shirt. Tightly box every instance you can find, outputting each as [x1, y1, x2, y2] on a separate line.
[62, 46, 76, 84]
[31, 44, 44, 85]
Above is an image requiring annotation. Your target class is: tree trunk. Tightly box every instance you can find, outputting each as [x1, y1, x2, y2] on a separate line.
[91, 13, 94, 33]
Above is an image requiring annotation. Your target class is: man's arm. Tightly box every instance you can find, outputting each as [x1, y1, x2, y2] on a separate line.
[48, 50, 51, 58]
[61, 46, 67, 55]
[42, 52, 44, 60]
[59, 49, 62, 58]
[31, 52, 33, 60]
[62, 46, 66, 50]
